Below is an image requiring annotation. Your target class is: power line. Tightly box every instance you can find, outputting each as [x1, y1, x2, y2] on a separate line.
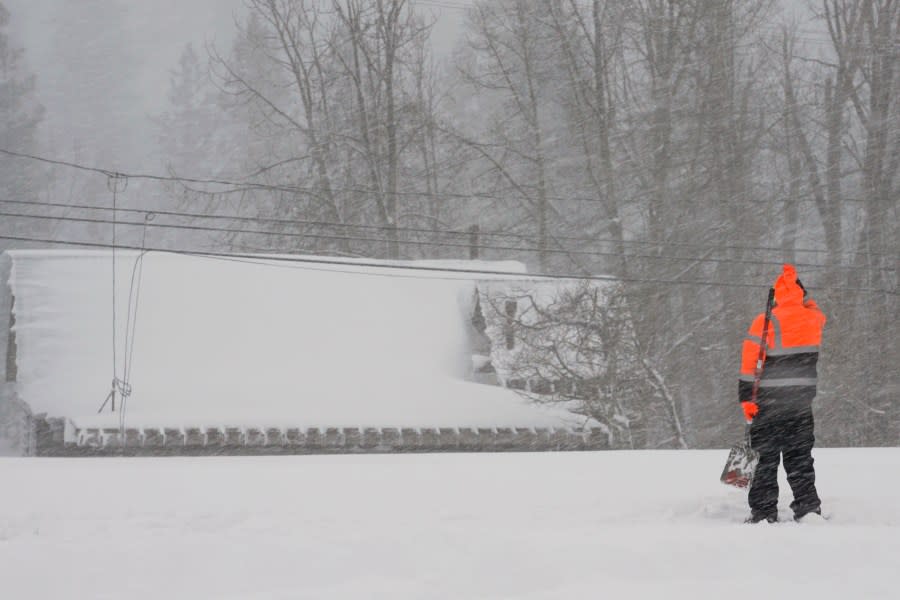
[0, 198, 879, 257]
[2, 209, 895, 273]
[3, 148, 895, 278]
[0, 146, 629, 206]
[3, 197, 568, 247]
[0, 148, 887, 257]
[0, 197, 526, 241]
[0, 147, 582, 204]
[0, 146, 872, 210]
[0, 232, 894, 296]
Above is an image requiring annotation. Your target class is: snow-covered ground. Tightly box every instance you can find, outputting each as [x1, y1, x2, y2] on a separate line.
[2, 449, 898, 599]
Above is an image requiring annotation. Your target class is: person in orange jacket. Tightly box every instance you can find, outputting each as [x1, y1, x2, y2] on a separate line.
[739, 264, 826, 523]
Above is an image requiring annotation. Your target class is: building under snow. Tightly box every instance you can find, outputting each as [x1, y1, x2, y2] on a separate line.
[0, 250, 609, 455]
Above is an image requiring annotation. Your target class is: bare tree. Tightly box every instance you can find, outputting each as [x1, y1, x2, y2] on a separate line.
[483, 282, 658, 448]
[204, 0, 439, 258]
[331, 0, 436, 258]
[210, 1, 346, 253]
[454, 0, 557, 270]
[546, 0, 627, 274]
[821, 0, 899, 440]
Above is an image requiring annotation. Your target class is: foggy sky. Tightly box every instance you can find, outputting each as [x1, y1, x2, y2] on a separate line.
[5, 0, 466, 173]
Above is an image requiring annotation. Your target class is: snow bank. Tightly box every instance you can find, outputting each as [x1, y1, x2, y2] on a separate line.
[1, 448, 898, 599]
[7, 250, 584, 430]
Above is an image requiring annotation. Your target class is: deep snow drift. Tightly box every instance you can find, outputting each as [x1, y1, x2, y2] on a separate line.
[1, 448, 898, 599]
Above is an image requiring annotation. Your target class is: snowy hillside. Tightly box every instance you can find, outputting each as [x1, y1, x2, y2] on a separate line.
[1, 448, 898, 599]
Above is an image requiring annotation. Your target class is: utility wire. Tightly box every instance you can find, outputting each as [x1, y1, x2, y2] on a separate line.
[0, 232, 894, 296]
[0, 147, 873, 207]
[4, 197, 571, 247]
[0, 197, 892, 258]
[2, 209, 895, 273]
[2, 148, 895, 276]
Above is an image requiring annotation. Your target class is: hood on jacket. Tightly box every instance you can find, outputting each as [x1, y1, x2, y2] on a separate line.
[774, 264, 804, 306]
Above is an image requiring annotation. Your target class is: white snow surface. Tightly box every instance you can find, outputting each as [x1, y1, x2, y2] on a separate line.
[8, 250, 585, 430]
[1, 449, 898, 599]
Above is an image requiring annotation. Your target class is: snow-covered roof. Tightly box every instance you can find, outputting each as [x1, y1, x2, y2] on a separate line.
[6, 250, 588, 430]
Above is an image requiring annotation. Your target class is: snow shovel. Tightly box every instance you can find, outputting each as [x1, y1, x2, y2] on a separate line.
[720, 286, 774, 489]
[720, 425, 759, 489]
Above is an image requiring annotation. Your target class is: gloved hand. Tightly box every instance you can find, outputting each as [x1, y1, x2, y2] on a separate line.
[741, 401, 758, 423]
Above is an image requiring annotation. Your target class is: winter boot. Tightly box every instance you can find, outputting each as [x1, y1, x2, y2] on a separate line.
[745, 511, 778, 524]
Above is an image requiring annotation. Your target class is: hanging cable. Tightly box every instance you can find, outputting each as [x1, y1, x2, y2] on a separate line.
[97, 173, 129, 421]
[110, 175, 118, 412]
[118, 214, 154, 443]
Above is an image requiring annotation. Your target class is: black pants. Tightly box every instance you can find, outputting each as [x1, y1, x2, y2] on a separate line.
[748, 410, 821, 519]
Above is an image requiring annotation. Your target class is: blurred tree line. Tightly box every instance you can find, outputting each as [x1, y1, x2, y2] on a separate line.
[1, 0, 897, 447]
[0, 2, 42, 219]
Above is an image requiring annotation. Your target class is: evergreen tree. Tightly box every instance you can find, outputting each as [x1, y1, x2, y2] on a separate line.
[0, 2, 43, 207]
[157, 43, 220, 175]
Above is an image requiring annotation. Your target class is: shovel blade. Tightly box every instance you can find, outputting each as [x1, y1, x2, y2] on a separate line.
[720, 441, 760, 489]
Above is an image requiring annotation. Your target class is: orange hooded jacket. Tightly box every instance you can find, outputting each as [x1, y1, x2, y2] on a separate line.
[738, 264, 826, 407]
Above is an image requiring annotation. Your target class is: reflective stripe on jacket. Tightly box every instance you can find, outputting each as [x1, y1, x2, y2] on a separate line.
[738, 265, 826, 405]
